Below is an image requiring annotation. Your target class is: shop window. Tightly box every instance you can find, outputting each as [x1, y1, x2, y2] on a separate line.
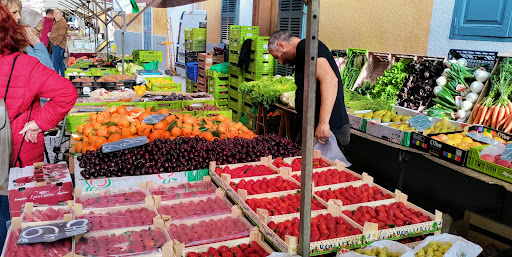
[276, 0, 305, 76]
[450, 0, 512, 42]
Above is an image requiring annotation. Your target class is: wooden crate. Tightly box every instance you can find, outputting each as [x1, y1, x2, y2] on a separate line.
[460, 211, 512, 250]
[74, 201, 160, 233]
[173, 228, 273, 257]
[21, 201, 73, 226]
[258, 203, 365, 254]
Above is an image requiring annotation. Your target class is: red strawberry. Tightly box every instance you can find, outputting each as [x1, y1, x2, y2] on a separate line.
[188, 252, 200, 257]
[208, 247, 220, 256]
[200, 252, 210, 257]
[218, 246, 230, 253]
[222, 251, 234, 257]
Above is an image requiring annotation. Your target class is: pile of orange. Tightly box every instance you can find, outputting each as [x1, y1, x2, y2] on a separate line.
[75, 105, 255, 153]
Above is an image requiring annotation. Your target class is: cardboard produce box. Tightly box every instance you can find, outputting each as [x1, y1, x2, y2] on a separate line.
[8, 162, 73, 217]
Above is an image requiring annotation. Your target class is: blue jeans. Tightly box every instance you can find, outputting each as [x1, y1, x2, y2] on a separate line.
[0, 196, 10, 254]
[51, 45, 65, 76]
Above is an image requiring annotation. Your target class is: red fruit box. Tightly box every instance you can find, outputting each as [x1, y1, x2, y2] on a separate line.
[147, 176, 217, 201]
[154, 188, 233, 222]
[1, 217, 74, 257]
[339, 192, 443, 245]
[258, 203, 365, 255]
[208, 157, 277, 186]
[8, 162, 73, 218]
[165, 207, 254, 248]
[74, 201, 160, 232]
[74, 183, 153, 210]
[226, 171, 301, 199]
[173, 227, 273, 257]
[288, 162, 366, 187]
[74, 221, 173, 257]
[21, 201, 74, 226]
[270, 150, 335, 172]
[312, 178, 397, 208]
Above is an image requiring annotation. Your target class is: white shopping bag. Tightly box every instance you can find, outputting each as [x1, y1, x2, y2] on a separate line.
[336, 240, 413, 257]
[412, 234, 482, 257]
[314, 131, 351, 167]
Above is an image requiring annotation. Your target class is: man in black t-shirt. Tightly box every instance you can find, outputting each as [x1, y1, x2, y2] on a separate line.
[268, 30, 350, 147]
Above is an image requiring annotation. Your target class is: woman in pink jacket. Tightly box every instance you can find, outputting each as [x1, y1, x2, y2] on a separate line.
[0, 3, 77, 252]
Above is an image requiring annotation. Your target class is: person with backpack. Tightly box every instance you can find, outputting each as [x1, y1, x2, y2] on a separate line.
[0, 3, 77, 251]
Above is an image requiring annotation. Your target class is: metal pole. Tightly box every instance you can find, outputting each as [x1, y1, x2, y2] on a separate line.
[299, 0, 319, 256]
[121, 12, 126, 75]
[104, 0, 109, 59]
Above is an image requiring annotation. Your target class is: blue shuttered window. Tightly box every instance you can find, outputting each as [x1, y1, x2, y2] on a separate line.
[276, 0, 305, 76]
[221, 0, 238, 42]
[450, 0, 512, 41]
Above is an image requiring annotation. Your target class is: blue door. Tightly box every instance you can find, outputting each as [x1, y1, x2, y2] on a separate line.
[451, 0, 512, 38]
[143, 8, 153, 50]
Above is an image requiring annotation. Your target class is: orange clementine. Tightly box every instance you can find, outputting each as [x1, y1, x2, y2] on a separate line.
[117, 118, 130, 128]
[149, 130, 165, 141]
[170, 127, 181, 137]
[130, 125, 137, 134]
[182, 127, 192, 137]
[117, 106, 128, 115]
[108, 133, 122, 142]
[77, 124, 85, 134]
[202, 132, 214, 141]
[164, 131, 171, 138]
[121, 127, 134, 138]
[106, 105, 117, 114]
[157, 108, 170, 114]
[94, 137, 108, 148]
[138, 112, 151, 121]
[83, 125, 93, 136]
[89, 113, 97, 122]
[96, 127, 108, 137]
[183, 115, 196, 125]
[96, 112, 108, 123]
[107, 126, 121, 135]
[75, 143, 84, 153]
[154, 122, 166, 131]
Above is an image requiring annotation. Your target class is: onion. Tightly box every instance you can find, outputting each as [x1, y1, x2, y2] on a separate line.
[457, 58, 467, 67]
[442, 68, 451, 77]
[436, 76, 447, 87]
[474, 68, 490, 82]
[457, 110, 466, 119]
[470, 81, 484, 93]
[460, 100, 473, 111]
[465, 92, 478, 103]
[433, 86, 443, 96]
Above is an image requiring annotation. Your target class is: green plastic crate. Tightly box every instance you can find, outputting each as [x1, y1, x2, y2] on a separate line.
[230, 39, 243, 52]
[242, 93, 253, 105]
[209, 77, 229, 87]
[207, 69, 229, 79]
[250, 52, 273, 61]
[147, 77, 181, 92]
[134, 50, 163, 63]
[210, 84, 229, 94]
[107, 102, 146, 109]
[229, 25, 259, 40]
[242, 101, 254, 114]
[229, 65, 242, 77]
[229, 74, 243, 88]
[194, 110, 232, 121]
[146, 101, 183, 111]
[251, 36, 270, 51]
[231, 109, 242, 122]
[65, 113, 92, 132]
[229, 52, 240, 64]
[244, 72, 273, 81]
[467, 146, 512, 183]
[90, 67, 119, 76]
[228, 96, 243, 112]
[249, 60, 275, 73]
[185, 28, 206, 40]
[217, 99, 228, 107]
[182, 99, 217, 107]
[185, 40, 206, 52]
[246, 112, 257, 131]
[228, 85, 241, 99]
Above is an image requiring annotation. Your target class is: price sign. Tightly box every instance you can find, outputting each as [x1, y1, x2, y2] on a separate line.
[77, 108, 107, 113]
[102, 136, 149, 153]
[408, 114, 434, 131]
[466, 133, 501, 145]
[142, 114, 168, 125]
[501, 144, 512, 161]
[17, 219, 88, 244]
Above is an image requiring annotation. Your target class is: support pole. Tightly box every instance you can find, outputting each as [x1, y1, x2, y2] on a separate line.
[104, 0, 109, 59]
[299, 0, 319, 257]
[121, 12, 126, 75]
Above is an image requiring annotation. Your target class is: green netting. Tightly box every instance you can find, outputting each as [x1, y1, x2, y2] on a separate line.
[210, 63, 229, 74]
[143, 61, 159, 70]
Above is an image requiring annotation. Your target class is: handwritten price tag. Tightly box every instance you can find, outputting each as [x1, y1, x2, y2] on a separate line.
[17, 219, 88, 244]
[501, 144, 512, 161]
[408, 114, 434, 131]
[466, 133, 501, 145]
[77, 107, 107, 113]
[102, 136, 149, 153]
[143, 114, 169, 125]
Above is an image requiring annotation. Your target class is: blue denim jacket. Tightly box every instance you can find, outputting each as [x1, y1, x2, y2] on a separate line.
[26, 42, 54, 70]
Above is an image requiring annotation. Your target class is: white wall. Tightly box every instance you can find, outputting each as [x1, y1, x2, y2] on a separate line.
[238, 0, 253, 26]
[427, 0, 512, 57]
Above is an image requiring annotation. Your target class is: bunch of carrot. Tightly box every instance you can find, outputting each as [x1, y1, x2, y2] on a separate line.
[472, 58, 512, 132]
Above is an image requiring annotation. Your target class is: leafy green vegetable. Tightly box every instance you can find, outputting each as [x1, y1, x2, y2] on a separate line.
[344, 89, 394, 111]
[239, 76, 297, 109]
[341, 49, 367, 90]
[370, 59, 413, 101]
